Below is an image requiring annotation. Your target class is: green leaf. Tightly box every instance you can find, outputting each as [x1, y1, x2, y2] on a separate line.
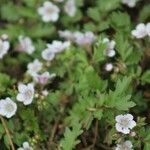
[144, 143, 150, 150]
[0, 2, 20, 21]
[0, 73, 13, 93]
[28, 24, 56, 38]
[115, 33, 134, 63]
[94, 110, 103, 120]
[93, 39, 106, 63]
[84, 22, 97, 32]
[0, 124, 5, 139]
[84, 66, 107, 91]
[4, 135, 10, 149]
[87, 8, 100, 22]
[139, 4, 150, 22]
[110, 12, 131, 32]
[61, 121, 83, 150]
[141, 70, 150, 84]
[97, 0, 120, 12]
[106, 77, 136, 110]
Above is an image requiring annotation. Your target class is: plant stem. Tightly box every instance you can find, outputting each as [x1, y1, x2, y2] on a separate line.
[92, 120, 98, 147]
[0, 115, 15, 150]
[98, 143, 112, 150]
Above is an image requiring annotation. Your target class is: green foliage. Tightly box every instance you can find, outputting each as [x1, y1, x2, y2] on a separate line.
[60, 121, 83, 150]
[141, 70, 150, 84]
[0, 0, 149, 149]
[93, 38, 106, 63]
[0, 73, 15, 93]
[139, 4, 150, 22]
[110, 12, 131, 32]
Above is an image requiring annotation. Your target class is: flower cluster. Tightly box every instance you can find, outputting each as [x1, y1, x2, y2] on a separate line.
[42, 40, 70, 61]
[131, 23, 150, 39]
[59, 30, 96, 47]
[38, 0, 76, 22]
[102, 38, 116, 57]
[0, 0, 149, 149]
[115, 114, 136, 149]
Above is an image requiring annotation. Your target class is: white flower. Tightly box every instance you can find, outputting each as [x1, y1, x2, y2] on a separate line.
[42, 90, 49, 97]
[121, 0, 136, 8]
[115, 114, 136, 134]
[17, 141, 33, 150]
[0, 98, 17, 118]
[64, 0, 76, 17]
[27, 59, 43, 76]
[102, 38, 116, 57]
[17, 83, 34, 105]
[58, 30, 74, 41]
[130, 131, 136, 137]
[146, 23, 150, 37]
[0, 39, 10, 59]
[38, 1, 60, 22]
[17, 36, 35, 54]
[116, 140, 133, 150]
[1, 34, 9, 40]
[42, 48, 55, 61]
[34, 72, 56, 85]
[74, 31, 96, 46]
[47, 40, 70, 53]
[131, 23, 147, 39]
[105, 63, 113, 72]
[42, 40, 70, 61]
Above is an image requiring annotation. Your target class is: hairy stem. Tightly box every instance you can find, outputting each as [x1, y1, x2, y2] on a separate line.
[0, 116, 15, 150]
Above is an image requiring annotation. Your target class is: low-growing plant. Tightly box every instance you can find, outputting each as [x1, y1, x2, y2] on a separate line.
[0, 0, 150, 150]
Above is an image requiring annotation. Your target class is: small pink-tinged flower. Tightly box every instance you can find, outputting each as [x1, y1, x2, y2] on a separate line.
[47, 40, 70, 53]
[38, 1, 60, 22]
[34, 72, 56, 85]
[105, 63, 113, 72]
[58, 30, 74, 41]
[27, 59, 43, 76]
[74, 31, 96, 46]
[17, 36, 35, 54]
[131, 23, 147, 39]
[64, 0, 76, 17]
[42, 40, 70, 61]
